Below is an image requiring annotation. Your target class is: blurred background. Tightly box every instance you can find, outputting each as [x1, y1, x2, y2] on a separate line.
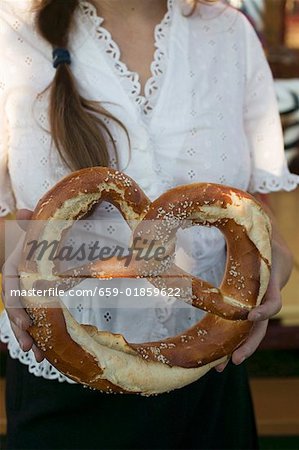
[0, 1, 299, 449]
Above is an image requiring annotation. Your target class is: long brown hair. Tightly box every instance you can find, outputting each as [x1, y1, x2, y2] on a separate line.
[33, 0, 129, 170]
[33, 0, 218, 171]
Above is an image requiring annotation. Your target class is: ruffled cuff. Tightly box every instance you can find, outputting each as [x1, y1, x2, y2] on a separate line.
[0, 190, 15, 217]
[248, 167, 299, 194]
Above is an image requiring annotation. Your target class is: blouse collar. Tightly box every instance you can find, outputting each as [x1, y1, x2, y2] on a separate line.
[78, 0, 175, 117]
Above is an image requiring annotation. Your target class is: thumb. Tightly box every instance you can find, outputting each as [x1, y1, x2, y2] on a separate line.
[16, 209, 33, 231]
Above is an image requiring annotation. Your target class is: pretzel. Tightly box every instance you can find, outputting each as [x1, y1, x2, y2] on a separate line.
[19, 167, 272, 395]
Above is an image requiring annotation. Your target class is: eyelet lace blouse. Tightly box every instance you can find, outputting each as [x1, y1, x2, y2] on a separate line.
[0, 0, 298, 383]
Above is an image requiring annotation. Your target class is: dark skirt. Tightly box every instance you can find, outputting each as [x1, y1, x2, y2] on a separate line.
[5, 355, 258, 450]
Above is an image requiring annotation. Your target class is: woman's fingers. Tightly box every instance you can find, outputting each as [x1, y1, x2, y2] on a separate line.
[10, 322, 33, 352]
[16, 209, 33, 231]
[248, 280, 282, 322]
[229, 247, 284, 367]
[2, 289, 45, 362]
[215, 276, 280, 372]
[1, 269, 32, 331]
[232, 320, 268, 365]
[16, 208, 33, 220]
[215, 358, 230, 373]
[2, 209, 44, 362]
[210, 222, 289, 373]
[32, 344, 45, 363]
[215, 320, 269, 371]
[2, 281, 33, 351]
[5, 305, 32, 331]
[10, 323, 45, 362]
[1, 262, 32, 329]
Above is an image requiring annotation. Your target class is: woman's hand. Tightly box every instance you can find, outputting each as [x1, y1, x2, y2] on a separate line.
[1, 209, 44, 362]
[216, 196, 294, 372]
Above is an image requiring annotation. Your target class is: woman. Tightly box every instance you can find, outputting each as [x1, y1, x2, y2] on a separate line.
[0, 0, 297, 449]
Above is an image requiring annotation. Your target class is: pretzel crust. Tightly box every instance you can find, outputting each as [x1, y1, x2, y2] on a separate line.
[19, 167, 272, 395]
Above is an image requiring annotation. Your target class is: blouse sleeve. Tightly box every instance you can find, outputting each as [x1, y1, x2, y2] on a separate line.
[0, 3, 19, 217]
[242, 14, 299, 193]
[0, 78, 16, 217]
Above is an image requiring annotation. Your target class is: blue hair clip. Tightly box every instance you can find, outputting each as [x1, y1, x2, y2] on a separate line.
[52, 48, 71, 69]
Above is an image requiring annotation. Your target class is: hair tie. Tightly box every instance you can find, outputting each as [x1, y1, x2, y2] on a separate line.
[53, 48, 71, 69]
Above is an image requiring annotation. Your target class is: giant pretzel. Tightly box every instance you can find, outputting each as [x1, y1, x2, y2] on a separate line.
[19, 167, 272, 395]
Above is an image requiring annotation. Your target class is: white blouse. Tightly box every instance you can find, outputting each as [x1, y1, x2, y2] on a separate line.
[0, 0, 298, 383]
